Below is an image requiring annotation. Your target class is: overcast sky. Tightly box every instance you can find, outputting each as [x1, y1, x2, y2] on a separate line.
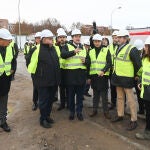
[1, 0, 150, 30]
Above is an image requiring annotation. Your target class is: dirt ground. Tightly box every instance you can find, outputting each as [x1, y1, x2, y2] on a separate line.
[0, 53, 149, 150]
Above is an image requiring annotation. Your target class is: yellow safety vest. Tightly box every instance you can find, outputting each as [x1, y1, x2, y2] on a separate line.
[54, 45, 65, 69]
[140, 58, 150, 98]
[24, 45, 30, 55]
[27, 45, 40, 74]
[108, 44, 118, 65]
[113, 44, 134, 77]
[0, 46, 13, 76]
[89, 47, 110, 76]
[64, 44, 87, 70]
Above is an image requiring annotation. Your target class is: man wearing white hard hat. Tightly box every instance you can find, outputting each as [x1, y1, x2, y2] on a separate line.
[87, 34, 111, 119]
[111, 29, 142, 131]
[61, 29, 87, 121]
[0, 28, 16, 132]
[133, 39, 145, 115]
[55, 28, 69, 111]
[27, 29, 60, 128]
[83, 39, 91, 52]
[108, 30, 119, 110]
[30, 31, 41, 111]
[34, 32, 41, 45]
[135, 36, 150, 140]
[24, 40, 34, 56]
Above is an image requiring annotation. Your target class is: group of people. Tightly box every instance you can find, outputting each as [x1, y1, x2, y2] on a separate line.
[0, 27, 150, 140]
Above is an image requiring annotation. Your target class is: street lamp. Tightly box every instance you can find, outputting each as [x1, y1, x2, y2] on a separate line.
[110, 6, 122, 34]
[18, 0, 21, 50]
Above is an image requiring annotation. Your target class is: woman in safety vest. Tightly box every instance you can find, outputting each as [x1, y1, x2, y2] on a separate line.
[136, 36, 150, 140]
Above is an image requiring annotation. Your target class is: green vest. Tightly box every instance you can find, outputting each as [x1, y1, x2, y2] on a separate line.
[0, 46, 13, 76]
[89, 47, 110, 76]
[27, 45, 40, 74]
[113, 44, 134, 77]
[24, 45, 30, 55]
[108, 44, 117, 65]
[140, 58, 150, 98]
[54, 45, 65, 69]
[64, 44, 87, 70]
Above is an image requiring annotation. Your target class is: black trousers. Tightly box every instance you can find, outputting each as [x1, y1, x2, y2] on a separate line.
[134, 80, 145, 112]
[33, 86, 38, 104]
[144, 100, 150, 130]
[59, 85, 69, 107]
[68, 85, 84, 114]
[84, 83, 90, 94]
[38, 86, 57, 121]
[109, 76, 117, 106]
[0, 94, 8, 125]
[93, 89, 108, 113]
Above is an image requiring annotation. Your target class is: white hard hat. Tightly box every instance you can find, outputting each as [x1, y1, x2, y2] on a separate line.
[133, 39, 144, 50]
[57, 28, 64, 34]
[71, 29, 81, 36]
[0, 28, 12, 40]
[41, 29, 54, 39]
[57, 28, 67, 37]
[92, 34, 102, 41]
[112, 30, 119, 36]
[83, 39, 90, 45]
[145, 36, 150, 45]
[117, 29, 129, 37]
[35, 32, 41, 38]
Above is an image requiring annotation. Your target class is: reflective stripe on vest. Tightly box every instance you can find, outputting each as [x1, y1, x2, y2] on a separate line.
[108, 44, 117, 65]
[55, 45, 65, 69]
[24, 45, 30, 55]
[140, 58, 150, 98]
[0, 46, 13, 76]
[89, 47, 110, 76]
[64, 44, 86, 70]
[113, 44, 134, 77]
[27, 45, 40, 74]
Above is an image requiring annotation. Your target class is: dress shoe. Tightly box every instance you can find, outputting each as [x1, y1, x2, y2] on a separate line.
[57, 105, 65, 111]
[77, 113, 84, 121]
[1, 122, 11, 132]
[69, 114, 75, 120]
[89, 111, 98, 117]
[46, 117, 54, 124]
[111, 116, 123, 122]
[32, 103, 38, 111]
[126, 121, 137, 131]
[40, 120, 52, 128]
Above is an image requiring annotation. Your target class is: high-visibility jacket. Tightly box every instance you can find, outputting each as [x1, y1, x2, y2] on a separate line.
[54, 45, 65, 69]
[89, 47, 110, 76]
[108, 44, 118, 66]
[0, 46, 13, 76]
[27, 45, 40, 74]
[113, 44, 134, 77]
[64, 44, 87, 70]
[24, 45, 30, 55]
[140, 57, 150, 98]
